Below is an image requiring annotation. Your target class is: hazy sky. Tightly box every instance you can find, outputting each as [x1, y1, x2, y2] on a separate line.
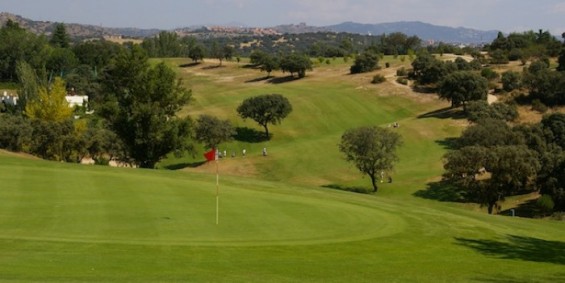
[2, 0, 565, 34]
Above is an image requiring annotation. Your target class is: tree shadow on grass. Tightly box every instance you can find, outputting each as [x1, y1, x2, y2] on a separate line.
[413, 180, 467, 202]
[412, 84, 438, 93]
[435, 137, 459, 150]
[267, 76, 300, 84]
[499, 199, 546, 218]
[242, 64, 262, 69]
[245, 76, 271, 83]
[455, 235, 565, 265]
[163, 161, 206, 170]
[178, 62, 201, 68]
[472, 272, 565, 283]
[417, 106, 467, 120]
[322, 184, 372, 194]
[202, 65, 225, 70]
[233, 127, 270, 143]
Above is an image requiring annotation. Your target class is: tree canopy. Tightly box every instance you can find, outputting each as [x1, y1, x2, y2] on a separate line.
[25, 77, 73, 122]
[438, 71, 488, 110]
[350, 51, 379, 74]
[100, 45, 193, 168]
[339, 126, 403, 192]
[236, 94, 292, 139]
[194, 114, 235, 149]
[279, 53, 312, 78]
[49, 23, 70, 48]
[443, 145, 540, 214]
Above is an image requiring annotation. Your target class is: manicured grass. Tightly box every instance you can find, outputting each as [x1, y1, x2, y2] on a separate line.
[2, 153, 565, 282]
[1, 58, 564, 282]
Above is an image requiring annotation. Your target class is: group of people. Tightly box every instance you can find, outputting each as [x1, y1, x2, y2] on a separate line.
[216, 147, 267, 159]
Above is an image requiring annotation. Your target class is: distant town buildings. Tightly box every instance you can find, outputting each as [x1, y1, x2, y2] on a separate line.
[175, 25, 280, 37]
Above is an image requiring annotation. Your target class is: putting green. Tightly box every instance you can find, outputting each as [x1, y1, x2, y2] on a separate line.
[0, 156, 404, 247]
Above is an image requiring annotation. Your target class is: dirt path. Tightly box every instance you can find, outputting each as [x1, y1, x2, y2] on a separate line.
[487, 94, 498, 105]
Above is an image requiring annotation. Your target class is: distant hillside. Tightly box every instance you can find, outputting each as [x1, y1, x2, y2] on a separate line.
[326, 21, 499, 44]
[0, 12, 160, 38]
[272, 22, 328, 34]
[1, 12, 499, 44]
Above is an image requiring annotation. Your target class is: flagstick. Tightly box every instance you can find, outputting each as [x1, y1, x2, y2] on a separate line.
[215, 157, 219, 225]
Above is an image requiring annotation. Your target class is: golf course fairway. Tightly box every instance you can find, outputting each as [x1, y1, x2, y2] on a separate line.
[1, 58, 564, 282]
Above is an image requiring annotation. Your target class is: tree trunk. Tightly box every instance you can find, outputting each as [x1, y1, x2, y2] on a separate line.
[370, 173, 378, 193]
[140, 160, 156, 169]
[263, 124, 270, 139]
[487, 201, 496, 214]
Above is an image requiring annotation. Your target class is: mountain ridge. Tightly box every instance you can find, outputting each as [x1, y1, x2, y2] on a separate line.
[326, 21, 499, 44]
[1, 11, 499, 44]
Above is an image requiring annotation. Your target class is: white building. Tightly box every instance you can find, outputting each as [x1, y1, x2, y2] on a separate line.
[2, 91, 89, 109]
[65, 95, 88, 108]
[1, 91, 18, 106]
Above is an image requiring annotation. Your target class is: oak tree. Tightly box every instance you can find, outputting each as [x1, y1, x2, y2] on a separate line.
[339, 126, 403, 192]
[237, 94, 292, 139]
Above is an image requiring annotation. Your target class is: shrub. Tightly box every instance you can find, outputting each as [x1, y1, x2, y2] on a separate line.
[490, 49, 509, 64]
[0, 114, 33, 152]
[371, 74, 386, 84]
[396, 77, 408, 85]
[396, 67, 408, 77]
[508, 48, 523, 61]
[481, 68, 499, 81]
[536, 195, 555, 216]
[350, 51, 379, 74]
[531, 99, 548, 113]
[466, 101, 518, 122]
[501, 71, 521, 92]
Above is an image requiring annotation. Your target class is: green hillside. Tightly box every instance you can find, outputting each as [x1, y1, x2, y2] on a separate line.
[1, 58, 564, 282]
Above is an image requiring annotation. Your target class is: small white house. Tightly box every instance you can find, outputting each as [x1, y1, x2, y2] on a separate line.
[1, 91, 18, 106]
[65, 95, 88, 108]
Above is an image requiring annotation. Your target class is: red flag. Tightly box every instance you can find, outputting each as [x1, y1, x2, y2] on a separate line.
[204, 148, 216, 161]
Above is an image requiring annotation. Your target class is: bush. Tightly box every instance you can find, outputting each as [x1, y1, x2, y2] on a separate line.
[0, 114, 33, 152]
[371, 74, 386, 84]
[396, 67, 408, 77]
[501, 71, 521, 92]
[531, 99, 548, 113]
[508, 48, 523, 61]
[536, 195, 555, 216]
[465, 101, 518, 122]
[490, 49, 509, 64]
[396, 77, 408, 85]
[350, 51, 379, 74]
[481, 68, 499, 81]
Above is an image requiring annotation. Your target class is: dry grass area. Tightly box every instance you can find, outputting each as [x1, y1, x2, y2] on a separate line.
[239, 39, 260, 48]
[185, 157, 261, 178]
[0, 149, 40, 160]
[103, 36, 143, 45]
[178, 54, 559, 130]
